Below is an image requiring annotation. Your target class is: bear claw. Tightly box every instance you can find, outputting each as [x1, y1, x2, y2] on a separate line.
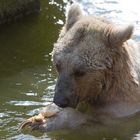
[20, 111, 56, 130]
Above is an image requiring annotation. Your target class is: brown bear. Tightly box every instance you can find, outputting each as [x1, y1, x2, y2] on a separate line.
[52, 4, 140, 118]
[21, 4, 140, 132]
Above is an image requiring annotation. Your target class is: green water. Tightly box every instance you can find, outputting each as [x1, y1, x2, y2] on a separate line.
[0, 0, 140, 140]
[0, 0, 66, 139]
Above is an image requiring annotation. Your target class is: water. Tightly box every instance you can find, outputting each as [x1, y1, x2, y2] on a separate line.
[0, 0, 140, 139]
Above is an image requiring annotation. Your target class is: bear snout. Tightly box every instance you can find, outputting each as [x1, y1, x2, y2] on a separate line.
[53, 95, 69, 108]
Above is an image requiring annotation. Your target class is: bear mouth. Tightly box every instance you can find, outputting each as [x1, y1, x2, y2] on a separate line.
[53, 95, 79, 109]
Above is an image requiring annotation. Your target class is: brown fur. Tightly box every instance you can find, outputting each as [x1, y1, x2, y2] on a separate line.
[52, 4, 140, 117]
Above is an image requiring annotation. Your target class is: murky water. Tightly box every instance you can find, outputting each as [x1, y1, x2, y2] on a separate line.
[0, 0, 140, 139]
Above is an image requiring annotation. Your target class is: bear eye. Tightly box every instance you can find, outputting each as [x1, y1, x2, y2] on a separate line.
[74, 70, 86, 78]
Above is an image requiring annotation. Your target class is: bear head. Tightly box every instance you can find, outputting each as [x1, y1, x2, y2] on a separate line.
[51, 4, 134, 108]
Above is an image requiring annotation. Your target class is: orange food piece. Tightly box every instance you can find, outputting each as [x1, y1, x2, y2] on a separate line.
[20, 111, 57, 130]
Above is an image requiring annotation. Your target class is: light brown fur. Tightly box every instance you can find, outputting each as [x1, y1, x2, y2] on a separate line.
[52, 4, 140, 117]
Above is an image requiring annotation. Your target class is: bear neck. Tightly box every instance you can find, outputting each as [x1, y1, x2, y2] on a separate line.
[101, 40, 140, 104]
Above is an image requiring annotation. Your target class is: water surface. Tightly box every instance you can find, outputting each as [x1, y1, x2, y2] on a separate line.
[0, 0, 140, 139]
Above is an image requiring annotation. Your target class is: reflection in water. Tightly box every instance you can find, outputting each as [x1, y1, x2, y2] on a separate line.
[8, 100, 51, 106]
[0, 0, 140, 139]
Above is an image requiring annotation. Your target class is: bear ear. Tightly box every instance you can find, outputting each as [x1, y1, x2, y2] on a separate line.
[107, 25, 134, 47]
[65, 4, 82, 31]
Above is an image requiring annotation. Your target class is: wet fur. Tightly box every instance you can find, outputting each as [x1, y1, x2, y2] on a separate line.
[52, 4, 140, 117]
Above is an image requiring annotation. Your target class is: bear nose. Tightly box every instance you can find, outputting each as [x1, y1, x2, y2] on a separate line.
[53, 96, 69, 108]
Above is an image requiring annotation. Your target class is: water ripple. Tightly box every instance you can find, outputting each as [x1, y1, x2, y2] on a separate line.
[8, 101, 51, 106]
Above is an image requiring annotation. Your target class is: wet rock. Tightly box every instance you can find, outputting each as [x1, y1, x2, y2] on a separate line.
[0, 0, 40, 24]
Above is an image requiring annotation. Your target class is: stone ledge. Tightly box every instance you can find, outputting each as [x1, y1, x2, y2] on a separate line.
[0, 0, 40, 24]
